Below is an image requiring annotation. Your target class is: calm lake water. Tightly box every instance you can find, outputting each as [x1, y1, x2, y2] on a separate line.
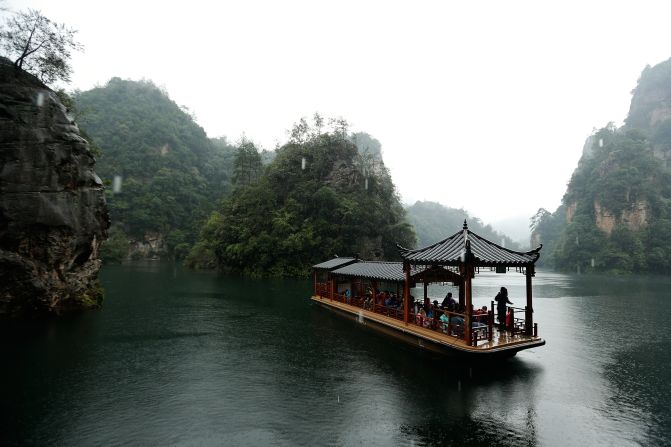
[2, 262, 670, 446]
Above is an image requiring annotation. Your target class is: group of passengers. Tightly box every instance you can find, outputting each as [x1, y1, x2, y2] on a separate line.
[412, 292, 493, 333]
[358, 290, 402, 310]
[343, 285, 514, 337]
[345, 287, 494, 331]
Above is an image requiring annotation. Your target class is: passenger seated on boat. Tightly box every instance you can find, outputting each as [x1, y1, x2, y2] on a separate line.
[416, 308, 427, 326]
[443, 315, 463, 336]
[441, 292, 456, 309]
[473, 306, 487, 323]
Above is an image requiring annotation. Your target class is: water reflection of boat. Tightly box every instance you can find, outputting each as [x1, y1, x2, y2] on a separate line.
[311, 221, 545, 358]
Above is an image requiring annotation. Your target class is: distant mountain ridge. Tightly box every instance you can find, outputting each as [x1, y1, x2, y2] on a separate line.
[405, 201, 521, 250]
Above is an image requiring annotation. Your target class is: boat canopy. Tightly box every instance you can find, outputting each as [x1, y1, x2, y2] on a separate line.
[331, 261, 422, 282]
[397, 221, 541, 267]
[312, 257, 357, 270]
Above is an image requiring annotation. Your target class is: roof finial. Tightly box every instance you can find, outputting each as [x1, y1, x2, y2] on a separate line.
[463, 219, 468, 230]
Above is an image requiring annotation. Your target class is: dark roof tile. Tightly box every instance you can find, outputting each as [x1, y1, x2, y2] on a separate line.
[312, 257, 357, 270]
[398, 228, 541, 266]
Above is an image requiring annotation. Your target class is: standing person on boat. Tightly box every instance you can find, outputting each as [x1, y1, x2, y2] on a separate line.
[495, 287, 513, 331]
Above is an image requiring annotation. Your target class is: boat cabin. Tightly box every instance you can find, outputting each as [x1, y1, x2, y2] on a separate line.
[311, 221, 545, 356]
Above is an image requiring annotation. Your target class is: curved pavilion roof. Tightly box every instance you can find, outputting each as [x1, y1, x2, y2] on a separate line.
[398, 221, 541, 267]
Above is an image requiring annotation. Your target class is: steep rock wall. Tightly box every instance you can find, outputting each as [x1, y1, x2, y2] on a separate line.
[0, 60, 109, 315]
[594, 200, 650, 235]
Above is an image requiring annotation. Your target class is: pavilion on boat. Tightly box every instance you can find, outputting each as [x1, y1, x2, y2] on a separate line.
[311, 221, 544, 355]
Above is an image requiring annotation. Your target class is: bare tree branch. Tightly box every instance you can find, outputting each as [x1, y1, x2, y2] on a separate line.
[0, 9, 82, 84]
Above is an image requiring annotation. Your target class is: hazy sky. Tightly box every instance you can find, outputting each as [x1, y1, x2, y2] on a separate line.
[6, 1, 671, 225]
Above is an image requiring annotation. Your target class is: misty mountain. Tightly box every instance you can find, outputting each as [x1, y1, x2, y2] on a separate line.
[405, 201, 520, 250]
[532, 57, 671, 273]
[490, 215, 531, 248]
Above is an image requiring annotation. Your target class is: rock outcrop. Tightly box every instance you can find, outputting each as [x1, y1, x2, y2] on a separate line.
[594, 200, 649, 235]
[0, 59, 109, 316]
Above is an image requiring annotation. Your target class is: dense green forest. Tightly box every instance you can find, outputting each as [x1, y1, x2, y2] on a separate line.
[72, 79, 516, 273]
[186, 117, 416, 276]
[532, 58, 671, 274]
[73, 78, 242, 261]
[406, 201, 521, 249]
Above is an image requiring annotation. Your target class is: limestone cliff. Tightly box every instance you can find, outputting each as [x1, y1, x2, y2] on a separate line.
[532, 58, 671, 272]
[0, 59, 109, 315]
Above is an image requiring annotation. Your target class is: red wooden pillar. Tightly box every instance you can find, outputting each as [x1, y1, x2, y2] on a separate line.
[372, 280, 378, 312]
[488, 310, 493, 341]
[330, 278, 335, 301]
[403, 261, 410, 325]
[464, 266, 473, 345]
[462, 235, 475, 345]
[525, 266, 534, 336]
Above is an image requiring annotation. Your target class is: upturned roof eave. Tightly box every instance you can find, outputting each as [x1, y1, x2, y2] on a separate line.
[397, 226, 543, 266]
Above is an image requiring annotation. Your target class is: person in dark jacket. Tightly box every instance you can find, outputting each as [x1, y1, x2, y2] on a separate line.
[494, 287, 513, 330]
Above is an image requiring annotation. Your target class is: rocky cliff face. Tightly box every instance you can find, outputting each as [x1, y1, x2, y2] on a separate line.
[593, 200, 649, 235]
[0, 60, 109, 316]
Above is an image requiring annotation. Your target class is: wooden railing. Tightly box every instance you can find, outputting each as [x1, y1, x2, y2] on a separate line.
[314, 285, 541, 344]
[315, 282, 329, 297]
[490, 301, 538, 338]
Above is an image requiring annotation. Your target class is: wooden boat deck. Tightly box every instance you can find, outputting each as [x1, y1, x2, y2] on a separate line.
[311, 295, 544, 355]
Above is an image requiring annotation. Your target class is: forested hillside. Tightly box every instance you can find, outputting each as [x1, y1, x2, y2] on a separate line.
[406, 201, 520, 249]
[532, 58, 671, 274]
[74, 78, 238, 260]
[187, 119, 416, 276]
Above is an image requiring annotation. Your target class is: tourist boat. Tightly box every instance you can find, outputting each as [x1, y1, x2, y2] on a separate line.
[311, 221, 545, 358]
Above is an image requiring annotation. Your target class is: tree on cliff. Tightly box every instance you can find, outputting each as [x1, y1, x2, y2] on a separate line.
[232, 138, 263, 187]
[0, 8, 82, 84]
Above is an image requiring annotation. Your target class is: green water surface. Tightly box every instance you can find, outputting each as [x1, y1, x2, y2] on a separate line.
[1, 262, 670, 446]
